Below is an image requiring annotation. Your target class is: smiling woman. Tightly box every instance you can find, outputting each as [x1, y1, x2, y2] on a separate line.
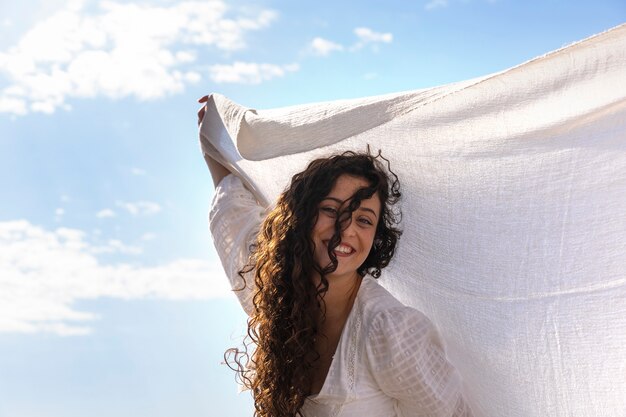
[312, 175, 381, 284]
[205, 143, 474, 417]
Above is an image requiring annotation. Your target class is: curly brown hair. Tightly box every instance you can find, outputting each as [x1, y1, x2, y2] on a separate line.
[225, 149, 402, 417]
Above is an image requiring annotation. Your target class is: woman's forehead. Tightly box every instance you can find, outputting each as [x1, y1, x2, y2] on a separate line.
[329, 174, 370, 193]
[324, 175, 381, 211]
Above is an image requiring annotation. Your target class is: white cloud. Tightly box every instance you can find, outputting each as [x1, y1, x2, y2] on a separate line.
[130, 167, 146, 176]
[90, 239, 143, 255]
[0, 220, 233, 335]
[96, 208, 116, 218]
[308, 29, 392, 57]
[54, 208, 65, 222]
[310, 37, 343, 56]
[115, 200, 161, 216]
[208, 61, 299, 84]
[354, 27, 393, 43]
[0, 95, 27, 115]
[425, 0, 449, 10]
[351, 27, 393, 51]
[0, 0, 277, 115]
[140, 232, 157, 241]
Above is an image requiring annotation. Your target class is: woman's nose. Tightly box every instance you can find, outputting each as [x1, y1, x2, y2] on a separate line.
[341, 216, 357, 237]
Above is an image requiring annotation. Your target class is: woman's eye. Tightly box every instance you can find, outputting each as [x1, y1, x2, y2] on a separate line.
[320, 207, 338, 216]
[358, 217, 373, 225]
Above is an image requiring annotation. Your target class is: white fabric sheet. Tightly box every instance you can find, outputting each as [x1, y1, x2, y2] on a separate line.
[199, 24, 626, 417]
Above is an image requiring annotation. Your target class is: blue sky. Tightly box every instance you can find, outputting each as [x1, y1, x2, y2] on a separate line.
[0, 1, 623, 416]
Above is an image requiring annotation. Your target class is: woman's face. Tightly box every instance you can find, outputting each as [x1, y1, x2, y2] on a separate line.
[311, 174, 381, 282]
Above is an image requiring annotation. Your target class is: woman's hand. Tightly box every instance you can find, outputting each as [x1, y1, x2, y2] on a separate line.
[197, 95, 209, 126]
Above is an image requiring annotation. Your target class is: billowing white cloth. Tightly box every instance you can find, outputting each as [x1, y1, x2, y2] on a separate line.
[199, 24, 626, 417]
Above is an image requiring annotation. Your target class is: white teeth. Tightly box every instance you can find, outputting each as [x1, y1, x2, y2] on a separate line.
[335, 245, 353, 254]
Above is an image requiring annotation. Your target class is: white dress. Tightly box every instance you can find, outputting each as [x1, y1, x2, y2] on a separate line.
[209, 174, 474, 417]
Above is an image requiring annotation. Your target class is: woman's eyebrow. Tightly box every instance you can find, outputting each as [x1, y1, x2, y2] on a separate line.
[359, 207, 378, 218]
[322, 197, 379, 219]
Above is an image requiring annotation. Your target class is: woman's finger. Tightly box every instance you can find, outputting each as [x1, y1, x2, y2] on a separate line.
[197, 95, 209, 125]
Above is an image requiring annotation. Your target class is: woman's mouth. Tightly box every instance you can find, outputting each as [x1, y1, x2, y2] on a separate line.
[325, 241, 355, 256]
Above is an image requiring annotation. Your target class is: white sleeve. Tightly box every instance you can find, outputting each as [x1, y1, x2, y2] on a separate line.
[366, 307, 473, 417]
[208, 174, 268, 316]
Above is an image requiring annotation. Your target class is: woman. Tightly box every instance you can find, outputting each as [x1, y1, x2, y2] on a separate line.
[201, 100, 473, 417]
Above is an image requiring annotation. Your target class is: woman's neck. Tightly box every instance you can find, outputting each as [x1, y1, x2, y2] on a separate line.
[316, 272, 363, 323]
